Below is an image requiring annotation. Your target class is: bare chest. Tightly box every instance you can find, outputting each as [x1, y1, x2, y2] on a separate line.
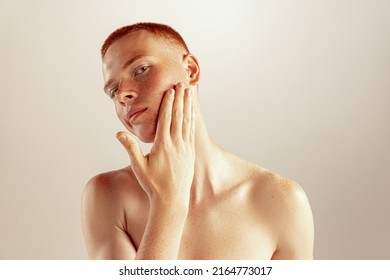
[178, 207, 275, 259]
[127, 203, 276, 260]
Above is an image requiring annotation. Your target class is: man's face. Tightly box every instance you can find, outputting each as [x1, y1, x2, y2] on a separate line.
[102, 30, 189, 143]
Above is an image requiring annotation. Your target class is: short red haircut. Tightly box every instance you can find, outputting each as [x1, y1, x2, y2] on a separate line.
[101, 22, 190, 59]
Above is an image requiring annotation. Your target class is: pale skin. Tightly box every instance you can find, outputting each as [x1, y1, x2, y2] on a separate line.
[81, 30, 314, 259]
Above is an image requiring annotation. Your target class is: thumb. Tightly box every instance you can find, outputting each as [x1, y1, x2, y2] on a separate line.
[116, 131, 144, 169]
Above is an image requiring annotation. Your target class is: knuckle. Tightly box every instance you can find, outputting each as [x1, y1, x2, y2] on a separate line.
[172, 138, 185, 148]
[183, 115, 191, 124]
[155, 138, 171, 149]
[173, 110, 183, 119]
[125, 141, 136, 152]
[161, 111, 171, 119]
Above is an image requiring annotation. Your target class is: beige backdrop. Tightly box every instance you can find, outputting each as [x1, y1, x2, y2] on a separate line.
[1, 0, 389, 259]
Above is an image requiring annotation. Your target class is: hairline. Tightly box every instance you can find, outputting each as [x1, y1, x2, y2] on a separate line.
[102, 29, 189, 60]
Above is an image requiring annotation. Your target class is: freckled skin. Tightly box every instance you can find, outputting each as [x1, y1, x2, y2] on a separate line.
[81, 30, 314, 260]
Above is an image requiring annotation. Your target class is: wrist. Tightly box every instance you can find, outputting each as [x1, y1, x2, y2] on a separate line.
[150, 198, 189, 218]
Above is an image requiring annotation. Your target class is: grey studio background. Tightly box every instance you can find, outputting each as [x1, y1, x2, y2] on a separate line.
[1, 0, 389, 259]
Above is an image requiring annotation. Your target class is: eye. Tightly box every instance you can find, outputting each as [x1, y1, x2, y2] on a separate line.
[134, 65, 149, 76]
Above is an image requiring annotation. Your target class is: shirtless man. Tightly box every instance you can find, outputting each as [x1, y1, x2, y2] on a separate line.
[81, 22, 314, 260]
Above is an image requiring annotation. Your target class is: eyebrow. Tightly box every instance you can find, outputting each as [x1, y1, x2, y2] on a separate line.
[103, 54, 146, 93]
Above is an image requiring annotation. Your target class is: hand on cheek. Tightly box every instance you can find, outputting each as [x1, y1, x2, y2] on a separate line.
[116, 82, 195, 209]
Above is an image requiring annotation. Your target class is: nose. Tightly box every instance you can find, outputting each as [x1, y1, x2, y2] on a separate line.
[117, 79, 138, 105]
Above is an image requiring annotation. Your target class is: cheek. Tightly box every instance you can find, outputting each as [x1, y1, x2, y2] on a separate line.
[144, 69, 171, 91]
[139, 66, 188, 108]
[140, 70, 173, 105]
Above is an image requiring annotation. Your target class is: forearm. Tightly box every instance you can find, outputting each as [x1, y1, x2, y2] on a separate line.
[135, 203, 188, 260]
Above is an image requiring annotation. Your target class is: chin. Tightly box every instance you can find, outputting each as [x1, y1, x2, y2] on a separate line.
[137, 134, 155, 143]
[133, 126, 156, 143]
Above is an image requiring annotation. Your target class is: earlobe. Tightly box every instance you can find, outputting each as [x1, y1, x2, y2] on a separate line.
[184, 54, 200, 85]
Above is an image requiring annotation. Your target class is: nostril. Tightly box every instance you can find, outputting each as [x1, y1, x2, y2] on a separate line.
[125, 94, 133, 99]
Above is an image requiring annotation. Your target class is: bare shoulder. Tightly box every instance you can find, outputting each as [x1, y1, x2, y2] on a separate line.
[240, 161, 314, 259]
[81, 166, 143, 259]
[84, 166, 133, 190]
[81, 166, 147, 226]
[81, 167, 135, 233]
[253, 166, 310, 212]
[82, 166, 141, 204]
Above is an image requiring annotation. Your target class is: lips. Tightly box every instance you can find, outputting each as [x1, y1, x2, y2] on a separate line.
[126, 108, 147, 125]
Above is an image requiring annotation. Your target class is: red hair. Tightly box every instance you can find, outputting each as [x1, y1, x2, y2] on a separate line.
[101, 22, 190, 59]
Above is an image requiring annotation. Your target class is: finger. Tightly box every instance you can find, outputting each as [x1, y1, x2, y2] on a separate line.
[170, 83, 184, 139]
[155, 88, 175, 142]
[182, 88, 192, 141]
[116, 131, 145, 171]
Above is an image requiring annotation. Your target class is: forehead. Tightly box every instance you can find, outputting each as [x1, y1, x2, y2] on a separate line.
[102, 30, 177, 70]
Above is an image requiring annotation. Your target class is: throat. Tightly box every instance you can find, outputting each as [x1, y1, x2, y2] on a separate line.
[190, 148, 231, 206]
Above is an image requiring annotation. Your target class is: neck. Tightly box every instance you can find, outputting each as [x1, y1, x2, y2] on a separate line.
[189, 93, 229, 205]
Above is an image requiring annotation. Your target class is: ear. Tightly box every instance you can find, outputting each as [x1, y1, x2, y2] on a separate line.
[184, 54, 200, 85]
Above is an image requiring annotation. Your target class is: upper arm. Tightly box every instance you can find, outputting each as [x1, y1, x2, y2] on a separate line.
[271, 181, 314, 260]
[81, 174, 136, 259]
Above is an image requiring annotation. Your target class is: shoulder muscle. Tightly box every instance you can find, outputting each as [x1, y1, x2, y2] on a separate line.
[270, 176, 314, 259]
[81, 170, 136, 259]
